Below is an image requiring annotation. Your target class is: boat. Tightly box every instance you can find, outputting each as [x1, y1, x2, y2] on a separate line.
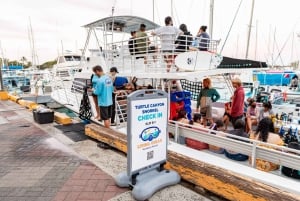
[52, 51, 84, 81]
[49, 15, 300, 198]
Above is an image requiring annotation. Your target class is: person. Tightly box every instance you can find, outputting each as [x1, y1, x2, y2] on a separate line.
[128, 31, 137, 55]
[92, 65, 114, 128]
[258, 101, 274, 121]
[196, 78, 220, 127]
[281, 142, 300, 179]
[91, 70, 101, 121]
[152, 16, 182, 72]
[196, 25, 210, 51]
[175, 24, 193, 52]
[208, 119, 226, 154]
[224, 119, 249, 161]
[109, 67, 128, 126]
[245, 98, 259, 133]
[290, 74, 298, 89]
[135, 24, 150, 63]
[249, 118, 284, 171]
[230, 77, 245, 126]
[223, 101, 231, 131]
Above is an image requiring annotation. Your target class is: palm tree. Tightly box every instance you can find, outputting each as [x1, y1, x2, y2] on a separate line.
[20, 56, 27, 65]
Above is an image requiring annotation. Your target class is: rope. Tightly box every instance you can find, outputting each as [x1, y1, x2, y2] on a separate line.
[79, 87, 92, 121]
[220, 0, 243, 54]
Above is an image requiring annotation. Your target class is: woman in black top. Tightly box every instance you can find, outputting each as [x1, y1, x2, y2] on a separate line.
[175, 24, 193, 52]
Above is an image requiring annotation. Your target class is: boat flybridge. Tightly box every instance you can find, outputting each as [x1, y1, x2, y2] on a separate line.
[51, 16, 300, 198]
[52, 51, 84, 81]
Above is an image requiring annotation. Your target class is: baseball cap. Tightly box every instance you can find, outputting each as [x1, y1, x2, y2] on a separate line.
[110, 67, 119, 73]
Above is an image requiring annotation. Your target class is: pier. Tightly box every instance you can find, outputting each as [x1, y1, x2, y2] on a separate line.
[0, 96, 214, 201]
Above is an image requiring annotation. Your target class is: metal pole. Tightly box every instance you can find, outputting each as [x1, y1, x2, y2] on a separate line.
[245, 0, 255, 59]
[209, 0, 214, 39]
[0, 41, 4, 91]
[153, 0, 155, 22]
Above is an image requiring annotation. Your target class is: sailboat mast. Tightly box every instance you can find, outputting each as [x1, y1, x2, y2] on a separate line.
[245, 0, 255, 59]
[209, 0, 214, 38]
[29, 17, 37, 68]
[152, 0, 155, 22]
[0, 41, 4, 90]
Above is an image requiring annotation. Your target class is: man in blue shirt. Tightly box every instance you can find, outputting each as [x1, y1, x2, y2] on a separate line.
[92, 65, 114, 128]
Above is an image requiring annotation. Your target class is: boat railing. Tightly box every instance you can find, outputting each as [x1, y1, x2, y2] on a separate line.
[168, 120, 300, 170]
[52, 77, 87, 110]
[104, 35, 220, 73]
[115, 91, 128, 129]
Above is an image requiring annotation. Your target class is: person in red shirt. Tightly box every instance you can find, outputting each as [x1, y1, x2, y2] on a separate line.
[230, 77, 245, 126]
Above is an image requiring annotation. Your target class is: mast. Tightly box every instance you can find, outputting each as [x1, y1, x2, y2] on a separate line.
[245, 0, 255, 59]
[209, 0, 214, 38]
[152, 0, 155, 22]
[255, 20, 258, 60]
[29, 17, 38, 69]
[171, 0, 174, 22]
[0, 41, 4, 91]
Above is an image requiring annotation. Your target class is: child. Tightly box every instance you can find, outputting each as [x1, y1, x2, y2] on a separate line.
[223, 102, 231, 131]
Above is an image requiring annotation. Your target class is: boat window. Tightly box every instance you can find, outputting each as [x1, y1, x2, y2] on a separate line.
[73, 56, 81, 61]
[64, 56, 73, 61]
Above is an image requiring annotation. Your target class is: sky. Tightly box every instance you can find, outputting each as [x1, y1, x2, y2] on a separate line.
[1, 0, 300, 66]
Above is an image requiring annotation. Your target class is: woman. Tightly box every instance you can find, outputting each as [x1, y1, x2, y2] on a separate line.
[175, 24, 193, 52]
[250, 118, 284, 171]
[258, 101, 274, 121]
[196, 78, 220, 127]
[91, 70, 101, 120]
[196, 25, 210, 51]
[245, 99, 259, 133]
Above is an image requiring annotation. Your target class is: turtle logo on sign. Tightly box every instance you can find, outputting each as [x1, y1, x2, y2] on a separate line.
[187, 57, 193, 65]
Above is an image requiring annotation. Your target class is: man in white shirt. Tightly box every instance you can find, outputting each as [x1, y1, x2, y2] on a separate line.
[152, 16, 182, 72]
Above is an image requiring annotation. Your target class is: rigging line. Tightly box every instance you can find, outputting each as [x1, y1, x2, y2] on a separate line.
[154, 1, 161, 25]
[219, 0, 243, 54]
[273, 21, 299, 65]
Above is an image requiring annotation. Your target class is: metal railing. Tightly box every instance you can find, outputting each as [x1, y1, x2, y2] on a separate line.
[115, 91, 128, 129]
[168, 120, 300, 170]
[103, 34, 220, 74]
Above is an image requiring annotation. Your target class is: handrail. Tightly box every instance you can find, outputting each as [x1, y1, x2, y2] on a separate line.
[168, 120, 300, 170]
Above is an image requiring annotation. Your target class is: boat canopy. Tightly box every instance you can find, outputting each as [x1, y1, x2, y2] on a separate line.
[83, 15, 160, 33]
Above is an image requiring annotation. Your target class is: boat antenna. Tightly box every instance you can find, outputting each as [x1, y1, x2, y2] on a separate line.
[220, 0, 243, 54]
[245, 0, 255, 59]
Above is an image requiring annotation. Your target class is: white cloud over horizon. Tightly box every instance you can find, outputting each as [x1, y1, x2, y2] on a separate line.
[1, 0, 300, 66]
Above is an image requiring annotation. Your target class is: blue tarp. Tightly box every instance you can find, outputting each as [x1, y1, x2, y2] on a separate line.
[253, 71, 296, 86]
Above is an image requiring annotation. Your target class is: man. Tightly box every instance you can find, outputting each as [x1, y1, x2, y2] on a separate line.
[92, 65, 114, 128]
[128, 31, 137, 55]
[135, 24, 150, 63]
[109, 67, 128, 126]
[152, 16, 182, 72]
[230, 77, 245, 126]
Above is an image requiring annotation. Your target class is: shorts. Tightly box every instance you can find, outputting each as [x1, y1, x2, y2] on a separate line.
[100, 105, 112, 120]
[223, 112, 231, 120]
[200, 106, 212, 119]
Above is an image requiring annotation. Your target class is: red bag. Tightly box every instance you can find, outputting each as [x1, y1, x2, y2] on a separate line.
[186, 138, 208, 150]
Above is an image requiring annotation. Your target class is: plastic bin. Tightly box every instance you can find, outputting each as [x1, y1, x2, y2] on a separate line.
[33, 110, 54, 124]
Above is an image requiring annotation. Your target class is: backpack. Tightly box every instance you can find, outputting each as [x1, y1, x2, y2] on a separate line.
[281, 142, 300, 179]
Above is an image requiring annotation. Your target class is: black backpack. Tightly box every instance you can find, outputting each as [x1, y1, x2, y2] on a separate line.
[281, 142, 300, 179]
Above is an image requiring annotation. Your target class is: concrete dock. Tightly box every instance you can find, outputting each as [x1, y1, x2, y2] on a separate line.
[0, 99, 213, 201]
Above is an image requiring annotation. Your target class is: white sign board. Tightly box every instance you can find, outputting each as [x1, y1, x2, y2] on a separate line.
[127, 90, 168, 176]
